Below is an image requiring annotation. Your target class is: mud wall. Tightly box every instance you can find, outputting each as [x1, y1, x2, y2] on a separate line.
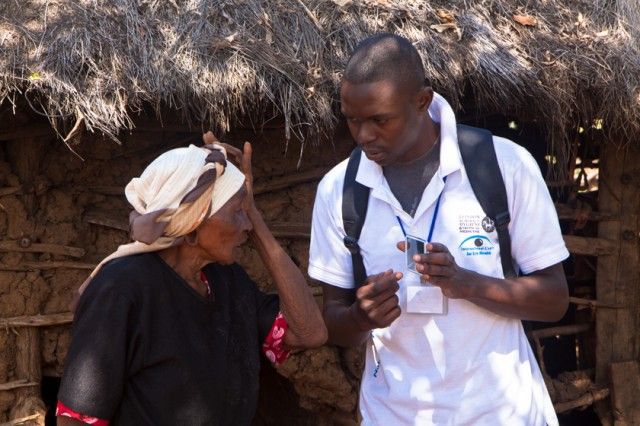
[0, 122, 360, 424]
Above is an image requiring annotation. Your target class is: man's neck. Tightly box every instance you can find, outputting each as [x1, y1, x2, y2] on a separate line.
[398, 119, 440, 164]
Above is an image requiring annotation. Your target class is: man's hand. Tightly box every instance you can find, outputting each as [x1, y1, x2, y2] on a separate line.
[397, 241, 473, 299]
[351, 270, 402, 330]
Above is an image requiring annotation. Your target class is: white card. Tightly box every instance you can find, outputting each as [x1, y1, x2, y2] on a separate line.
[406, 285, 447, 315]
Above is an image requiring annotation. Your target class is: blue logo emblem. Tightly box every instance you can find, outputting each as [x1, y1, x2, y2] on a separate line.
[458, 235, 494, 256]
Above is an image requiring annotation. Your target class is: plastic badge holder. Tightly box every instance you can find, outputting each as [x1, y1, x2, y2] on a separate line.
[406, 235, 426, 274]
[405, 235, 448, 315]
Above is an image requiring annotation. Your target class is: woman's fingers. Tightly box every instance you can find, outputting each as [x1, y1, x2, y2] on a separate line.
[218, 142, 243, 164]
[202, 131, 219, 145]
[242, 142, 253, 181]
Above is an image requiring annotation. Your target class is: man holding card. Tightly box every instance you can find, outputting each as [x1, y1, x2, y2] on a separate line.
[308, 33, 569, 425]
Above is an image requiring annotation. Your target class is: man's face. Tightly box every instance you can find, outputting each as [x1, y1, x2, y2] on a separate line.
[340, 79, 430, 166]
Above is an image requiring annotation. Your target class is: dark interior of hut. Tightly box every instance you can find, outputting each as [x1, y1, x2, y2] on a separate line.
[460, 113, 604, 425]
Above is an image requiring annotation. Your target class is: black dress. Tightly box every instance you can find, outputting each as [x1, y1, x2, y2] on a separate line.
[58, 252, 279, 425]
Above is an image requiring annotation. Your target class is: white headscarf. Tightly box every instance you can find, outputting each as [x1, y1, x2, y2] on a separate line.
[77, 143, 245, 296]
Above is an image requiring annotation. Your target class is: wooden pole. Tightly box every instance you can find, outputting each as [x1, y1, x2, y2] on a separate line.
[0, 240, 85, 258]
[595, 142, 640, 425]
[0, 313, 73, 328]
[610, 361, 640, 425]
[9, 328, 45, 425]
[253, 167, 330, 195]
[554, 388, 610, 414]
[563, 235, 617, 256]
[0, 261, 95, 271]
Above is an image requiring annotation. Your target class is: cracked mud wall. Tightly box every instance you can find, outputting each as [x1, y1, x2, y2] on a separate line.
[0, 123, 361, 424]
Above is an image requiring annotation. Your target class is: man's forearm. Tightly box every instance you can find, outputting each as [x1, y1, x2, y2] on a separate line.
[323, 302, 371, 347]
[464, 264, 568, 322]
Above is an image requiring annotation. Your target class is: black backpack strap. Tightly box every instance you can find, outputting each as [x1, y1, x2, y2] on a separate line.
[342, 147, 371, 288]
[457, 124, 517, 278]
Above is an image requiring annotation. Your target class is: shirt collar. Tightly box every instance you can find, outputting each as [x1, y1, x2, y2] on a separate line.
[355, 92, 463, 189]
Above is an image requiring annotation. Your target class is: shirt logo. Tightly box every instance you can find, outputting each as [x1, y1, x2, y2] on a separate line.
[458, 214, 483, 233]
[459, 235, 494, 256]
[481, 216, 495, 233]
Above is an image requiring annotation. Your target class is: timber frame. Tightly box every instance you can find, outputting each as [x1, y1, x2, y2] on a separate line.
[1, 126, 639, 424]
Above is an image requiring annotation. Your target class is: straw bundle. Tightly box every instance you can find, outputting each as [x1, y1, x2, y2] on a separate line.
[0, 0, 638, 154]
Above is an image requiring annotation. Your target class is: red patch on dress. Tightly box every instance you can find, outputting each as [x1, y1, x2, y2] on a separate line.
[56, 400, 109, 425]
[262, 312, 290, 364]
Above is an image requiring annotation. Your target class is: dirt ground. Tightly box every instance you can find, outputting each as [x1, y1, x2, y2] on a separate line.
[0, 123, 359, 423]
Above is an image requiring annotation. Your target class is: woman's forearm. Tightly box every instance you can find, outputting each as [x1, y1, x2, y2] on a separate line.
[248, 207, 327, 349]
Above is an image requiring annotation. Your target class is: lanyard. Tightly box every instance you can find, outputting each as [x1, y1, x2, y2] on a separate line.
[396, 175, 447, 242]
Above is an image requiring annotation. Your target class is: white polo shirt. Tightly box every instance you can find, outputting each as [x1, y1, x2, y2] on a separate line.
[308, 93, 569, 425]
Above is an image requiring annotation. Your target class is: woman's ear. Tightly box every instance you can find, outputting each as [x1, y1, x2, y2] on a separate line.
[185, 230, 198, 246]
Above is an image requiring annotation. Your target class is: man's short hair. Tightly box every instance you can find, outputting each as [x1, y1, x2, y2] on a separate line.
[343, 33, 427, 92]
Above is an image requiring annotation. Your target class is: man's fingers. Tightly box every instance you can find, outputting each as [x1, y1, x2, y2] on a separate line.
[360, 271, 401, 298]
[426, 242, 448, 253]
[414, 252, 452, 267]
[418, 263, 451, 278]
[360, 290, 399, 312]
[382, 305, 402, 324]
[396, 241, 406, 252]
[372, 293, 400, 315]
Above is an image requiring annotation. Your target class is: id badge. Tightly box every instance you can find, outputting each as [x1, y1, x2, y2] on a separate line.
[406, 285, 448, 315]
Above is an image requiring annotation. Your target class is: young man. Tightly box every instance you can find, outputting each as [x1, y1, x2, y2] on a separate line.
[308, 33, 569, 425]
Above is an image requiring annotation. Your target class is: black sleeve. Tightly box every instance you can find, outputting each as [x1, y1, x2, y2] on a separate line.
[57, 277, 136, 420]
[255, 291, 280, 344]
[230, 264, 280, 343]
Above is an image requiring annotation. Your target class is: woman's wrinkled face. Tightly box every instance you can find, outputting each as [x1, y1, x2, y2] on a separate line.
[196, 187, 252, 264]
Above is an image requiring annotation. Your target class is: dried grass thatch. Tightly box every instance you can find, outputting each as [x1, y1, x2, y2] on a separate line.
[1, 0, 639, 155]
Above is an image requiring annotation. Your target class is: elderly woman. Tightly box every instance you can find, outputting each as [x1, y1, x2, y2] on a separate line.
[56, 133, 327, 425]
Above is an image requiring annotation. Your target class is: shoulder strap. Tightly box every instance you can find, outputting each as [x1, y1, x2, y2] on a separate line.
[342, 147, 371, 288]
[457, 124, 517, 278]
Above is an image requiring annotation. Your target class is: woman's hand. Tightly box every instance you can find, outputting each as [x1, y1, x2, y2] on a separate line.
[202, 132, 257, 214]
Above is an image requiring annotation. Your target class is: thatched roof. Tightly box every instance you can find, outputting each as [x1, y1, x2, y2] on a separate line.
[1, 0, 639, 151]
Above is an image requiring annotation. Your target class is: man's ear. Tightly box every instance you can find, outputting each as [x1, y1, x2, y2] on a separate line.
[416, 86, 434, 113]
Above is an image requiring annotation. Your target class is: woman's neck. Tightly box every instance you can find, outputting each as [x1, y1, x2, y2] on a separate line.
[159, 245, 210, 296]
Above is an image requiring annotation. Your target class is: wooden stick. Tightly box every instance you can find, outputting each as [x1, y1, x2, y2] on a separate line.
[530, 323, 591, 340]
[563, 235, 617, 256]
[254, 167, 330, 195]
[13, 328, 42, 422]
[0, 186, 22, 197]
[545, 180, 576, 188]
[294, 0, 323, 30]
[0, 313, 73, 328]
[84, 210, 128, 231]
[569, 296, 624, 309]
[0, 261, 95, 271]
[554, 388, 610, 413]
[0, 380, 39, 391]
[532, 336, 547, 376]
[269, 222, 311, 239]
[0, 240, 85, 258]
[0, 413, 42, 425]
[554, 203, 616, 222]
